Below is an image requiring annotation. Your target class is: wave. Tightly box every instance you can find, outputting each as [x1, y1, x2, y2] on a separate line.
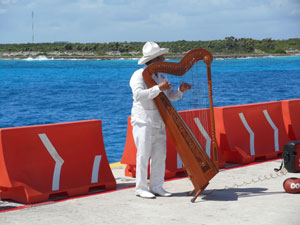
[116, 57, 139, 60]
[24, 55, 53, 61]
[236, 56, 255, 60]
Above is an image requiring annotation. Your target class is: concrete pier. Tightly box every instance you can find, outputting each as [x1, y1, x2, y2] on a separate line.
[0, 159, 299, 225]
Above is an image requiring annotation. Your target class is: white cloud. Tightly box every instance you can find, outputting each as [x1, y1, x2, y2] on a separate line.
[0, 0, 299, 43]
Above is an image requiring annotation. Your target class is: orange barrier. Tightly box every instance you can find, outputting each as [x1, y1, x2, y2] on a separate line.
[121, 110, 225, 179]
[215, 101, 289, 164]
[121, 117, 137, 177]
[167, 109, 226, 170]
[281, 99, 300, 141]
[0, 120, 116, 204]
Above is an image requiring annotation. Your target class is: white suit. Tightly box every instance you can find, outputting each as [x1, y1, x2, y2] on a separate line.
[129, 67, 183, 193]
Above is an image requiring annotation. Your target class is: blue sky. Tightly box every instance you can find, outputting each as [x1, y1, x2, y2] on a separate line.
[0, 0, 299, 43]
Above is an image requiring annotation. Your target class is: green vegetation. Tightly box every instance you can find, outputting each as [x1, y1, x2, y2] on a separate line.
[0, 37, 299, 58]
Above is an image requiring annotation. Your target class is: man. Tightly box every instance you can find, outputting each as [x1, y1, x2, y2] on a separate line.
[129, 41, 191, 199]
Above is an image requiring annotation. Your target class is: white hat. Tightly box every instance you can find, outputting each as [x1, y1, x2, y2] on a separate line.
[138, 41, 169, 65]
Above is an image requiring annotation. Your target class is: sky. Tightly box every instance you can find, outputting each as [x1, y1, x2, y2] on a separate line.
[0, 0, 300, 44]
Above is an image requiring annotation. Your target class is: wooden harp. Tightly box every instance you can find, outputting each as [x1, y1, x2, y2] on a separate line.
[143, 48, 219, 202]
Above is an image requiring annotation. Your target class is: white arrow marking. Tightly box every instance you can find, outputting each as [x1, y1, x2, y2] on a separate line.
[263, 110, 279, 152]
[239, 113, 255, 156]
[194, 117, 211, 158]
[91, 155, 102, 183]
[177, 153, 183, 169]
[38, 133, 64, 191]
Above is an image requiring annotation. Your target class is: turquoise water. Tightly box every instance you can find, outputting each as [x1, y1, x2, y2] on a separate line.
[1, 56, 300, 162]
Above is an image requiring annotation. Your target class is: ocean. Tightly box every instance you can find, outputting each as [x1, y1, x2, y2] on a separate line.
[1, 56, 300, 163]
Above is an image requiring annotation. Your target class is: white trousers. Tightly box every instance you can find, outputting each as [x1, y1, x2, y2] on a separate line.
[132, 123, 166, 192]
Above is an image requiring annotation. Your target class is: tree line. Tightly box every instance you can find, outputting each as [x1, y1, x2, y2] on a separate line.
[1, 37, 299, 56]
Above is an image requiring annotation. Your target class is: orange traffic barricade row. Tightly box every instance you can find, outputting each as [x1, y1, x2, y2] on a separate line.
[281, 99, 300, 141]
[215, 101, 289, 164]
[0, 120, 116, 204]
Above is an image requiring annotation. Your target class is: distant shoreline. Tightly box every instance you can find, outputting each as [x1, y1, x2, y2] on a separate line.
[1, 53, 299, 60]
[1, 38, 299, 61]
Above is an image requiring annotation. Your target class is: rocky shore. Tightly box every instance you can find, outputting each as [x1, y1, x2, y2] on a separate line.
[0, 50, 298, 60]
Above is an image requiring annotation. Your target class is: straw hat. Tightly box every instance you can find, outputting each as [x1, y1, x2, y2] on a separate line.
[138, 41, 169, 65]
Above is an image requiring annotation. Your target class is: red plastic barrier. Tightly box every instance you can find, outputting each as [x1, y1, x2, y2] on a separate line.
[0, 120, 116, 204]
[281, 99, 300, 140]
[214, 101, 289, 164]
[167, 109, 226, 170]
[121, 117, 137, 177]
[121, 109, 225, 178]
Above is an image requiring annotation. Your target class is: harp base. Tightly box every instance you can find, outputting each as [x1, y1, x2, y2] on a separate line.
[189, 184, 208, 203]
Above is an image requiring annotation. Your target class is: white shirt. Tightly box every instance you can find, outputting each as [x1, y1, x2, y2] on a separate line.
[129, 67, 183, 128]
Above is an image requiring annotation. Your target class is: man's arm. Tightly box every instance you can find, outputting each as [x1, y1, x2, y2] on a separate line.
[130, 70, 166, 101]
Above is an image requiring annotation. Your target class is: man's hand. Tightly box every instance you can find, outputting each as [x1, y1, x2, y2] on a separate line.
[179, 81, 191, 93]
[158, 79, 172, 91]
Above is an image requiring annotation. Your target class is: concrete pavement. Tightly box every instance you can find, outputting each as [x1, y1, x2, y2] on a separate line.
[0, 159, 299, 225]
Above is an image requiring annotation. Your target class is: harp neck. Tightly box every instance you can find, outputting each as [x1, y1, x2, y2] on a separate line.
[143, 48, 213, 83]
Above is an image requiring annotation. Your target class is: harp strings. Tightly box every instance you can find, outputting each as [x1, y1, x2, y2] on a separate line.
[170, 61, 211, 152]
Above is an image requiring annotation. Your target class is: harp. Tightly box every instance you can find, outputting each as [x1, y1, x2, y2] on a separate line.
[143, 48, 219, 202]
